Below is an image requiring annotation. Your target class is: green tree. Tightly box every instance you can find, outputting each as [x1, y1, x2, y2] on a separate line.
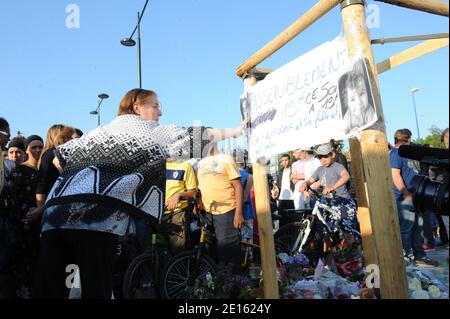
[413, 125, 445, 148]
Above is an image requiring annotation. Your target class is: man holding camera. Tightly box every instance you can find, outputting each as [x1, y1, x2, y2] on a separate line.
[390, 129, 438, 267]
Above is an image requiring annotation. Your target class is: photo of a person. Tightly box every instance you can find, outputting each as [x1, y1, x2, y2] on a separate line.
[338, 58, 377, 134]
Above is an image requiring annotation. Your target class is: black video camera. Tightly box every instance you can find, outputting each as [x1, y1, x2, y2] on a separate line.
[399, 144, 449, 216]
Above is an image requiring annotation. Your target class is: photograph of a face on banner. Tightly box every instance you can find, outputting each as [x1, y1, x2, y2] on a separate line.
[338, 58, 377, 135]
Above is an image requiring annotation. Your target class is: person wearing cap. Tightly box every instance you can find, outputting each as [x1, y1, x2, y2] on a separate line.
[3, 134, 43, 298]
[7, 137, 26, 167]
[299, 143, 361, 275]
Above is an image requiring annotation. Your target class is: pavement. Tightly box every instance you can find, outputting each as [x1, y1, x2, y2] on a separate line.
[419, 245, 449, 268]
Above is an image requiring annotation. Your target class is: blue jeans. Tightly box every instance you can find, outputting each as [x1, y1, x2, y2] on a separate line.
[422, 213, 436, 246]
[396, 198, 425, 259]
[206, 210, 242, 272]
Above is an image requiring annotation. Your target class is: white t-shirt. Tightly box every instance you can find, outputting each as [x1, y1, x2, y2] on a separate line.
[304, 157, 322, 181]
[279, 167, 293, 200]
[291, 160, 305, 193]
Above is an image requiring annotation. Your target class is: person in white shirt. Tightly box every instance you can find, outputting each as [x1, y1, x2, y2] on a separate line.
[271, 154, 295, 214]
[301, 147, 322, 208]
[290, 149, 306, 210]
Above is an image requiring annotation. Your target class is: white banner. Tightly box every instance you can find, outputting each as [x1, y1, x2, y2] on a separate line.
[243, 36, 377, 162]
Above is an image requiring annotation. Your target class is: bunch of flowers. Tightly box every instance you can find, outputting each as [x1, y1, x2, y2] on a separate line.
[192, 263, 256, 299]
[333, 242, 365, 282]
[277, 253, 314, 283]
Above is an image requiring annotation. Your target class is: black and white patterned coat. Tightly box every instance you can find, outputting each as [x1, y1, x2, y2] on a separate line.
[46, 115, 206, 222]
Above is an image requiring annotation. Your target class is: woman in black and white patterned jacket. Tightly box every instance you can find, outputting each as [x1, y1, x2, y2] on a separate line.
[33, 88, 247, 299]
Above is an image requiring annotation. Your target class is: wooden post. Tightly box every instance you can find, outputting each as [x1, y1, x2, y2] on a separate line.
[348, 139, 379, 269]
[341, 0, 409, 298]
[244, 75, 279, 299]
[374, 0, 449, 17]
[236, 0, 341, 77]
[371, 33, 449, 45]
[377, 38, 449, 74]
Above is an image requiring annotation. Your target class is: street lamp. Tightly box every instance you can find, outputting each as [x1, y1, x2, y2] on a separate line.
[121, 0, 149, 89]
[90, 93, 109, 127]
[410, 87, 421, 142]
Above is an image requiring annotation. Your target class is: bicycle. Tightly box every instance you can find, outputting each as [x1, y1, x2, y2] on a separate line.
[122, 196, 198, 299]
[159, 209, 261, 299]
[274, 185, 361, 267]
[121, 221, 172, 299]
[159, 209, 216, 299]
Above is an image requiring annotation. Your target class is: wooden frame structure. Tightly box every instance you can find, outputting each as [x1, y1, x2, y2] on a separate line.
[236, 0, 448, 299]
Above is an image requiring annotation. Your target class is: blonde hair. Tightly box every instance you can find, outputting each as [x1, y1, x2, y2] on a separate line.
[117, 88, 157, 116]
[38, 124, 75, 168]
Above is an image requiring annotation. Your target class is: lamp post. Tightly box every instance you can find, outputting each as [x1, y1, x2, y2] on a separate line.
[121, 0, 149, 89]
[90, 93, 109, 127]
[410, 87, 421, 142]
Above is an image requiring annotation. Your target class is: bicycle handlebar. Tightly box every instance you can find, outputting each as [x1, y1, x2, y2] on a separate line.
[305, 184, 335, 200]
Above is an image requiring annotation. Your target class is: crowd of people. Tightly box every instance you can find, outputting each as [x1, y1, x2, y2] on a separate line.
[0, 90, 448, 299]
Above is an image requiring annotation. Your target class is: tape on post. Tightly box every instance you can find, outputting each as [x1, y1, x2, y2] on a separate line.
[341, 0, 365, 10]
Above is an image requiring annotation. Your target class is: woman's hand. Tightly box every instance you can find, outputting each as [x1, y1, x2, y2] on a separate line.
[234, 117, 249, 138]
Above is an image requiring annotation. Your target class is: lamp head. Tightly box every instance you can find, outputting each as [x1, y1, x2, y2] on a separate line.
[98, 93, 109, 99]
[90, 111, 98, 115]
[410, 88, 419, 93]
[120, 38, 136, 47]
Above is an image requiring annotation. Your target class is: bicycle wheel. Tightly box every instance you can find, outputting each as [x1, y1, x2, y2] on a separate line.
[274, 221, 309, 256]
[122, 248, 161, 299]
[160, 250, 217, 299]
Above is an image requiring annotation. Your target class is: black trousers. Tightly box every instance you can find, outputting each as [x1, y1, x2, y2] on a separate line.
[277, 199, 295, 214]
[32, 229, 117, 299]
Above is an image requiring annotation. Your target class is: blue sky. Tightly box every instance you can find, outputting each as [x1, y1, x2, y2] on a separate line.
[0, 0, 448, 149]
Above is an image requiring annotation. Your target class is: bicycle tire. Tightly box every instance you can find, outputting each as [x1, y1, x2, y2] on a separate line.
[274, 221, 309, 255]
[122, 248, 161, 299]
[160, 250, 217, 299]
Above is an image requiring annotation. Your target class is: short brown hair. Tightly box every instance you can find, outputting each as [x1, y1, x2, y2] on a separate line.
[117, 88, 157, 116]
[394, 128, 412, 144]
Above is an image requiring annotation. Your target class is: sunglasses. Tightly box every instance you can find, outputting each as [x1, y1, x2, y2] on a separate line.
[0, 130, 11, 138]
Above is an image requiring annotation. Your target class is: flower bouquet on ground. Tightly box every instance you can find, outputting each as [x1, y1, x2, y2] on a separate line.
[333, 242, 365, 282]
[192, 263, 255, 299]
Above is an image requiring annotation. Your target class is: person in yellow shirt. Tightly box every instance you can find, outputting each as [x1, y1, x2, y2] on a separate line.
[162, 158, 197, 255]
[197, 144, 244, 273]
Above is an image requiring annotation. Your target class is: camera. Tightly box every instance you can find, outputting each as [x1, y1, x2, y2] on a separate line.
[399, 144, 448, 216]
